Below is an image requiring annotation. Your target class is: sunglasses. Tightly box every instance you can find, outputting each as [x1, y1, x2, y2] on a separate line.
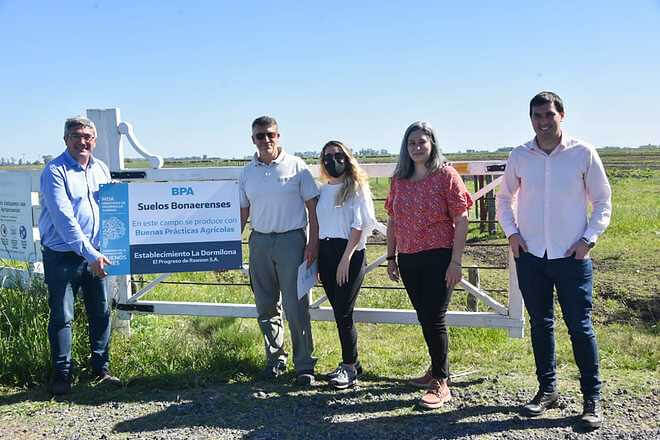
[323, 152, 346, 162]
[254, 132, 279, 141]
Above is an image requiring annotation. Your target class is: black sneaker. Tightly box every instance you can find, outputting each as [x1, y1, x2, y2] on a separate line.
[580, 399, 603, 429]
[326, 361, 363, 380]
[262, 360, 287, 379]
[521, 390, 559, 417]
[295, 370, 315, 387]
[50, 376, 71, 396]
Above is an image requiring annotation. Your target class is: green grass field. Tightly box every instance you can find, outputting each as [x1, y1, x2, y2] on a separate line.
[1, 167, 657, 395]
[116, 145, 660, 169]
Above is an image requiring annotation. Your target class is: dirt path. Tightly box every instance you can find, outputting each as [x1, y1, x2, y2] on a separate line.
[2, 374, 658, 440]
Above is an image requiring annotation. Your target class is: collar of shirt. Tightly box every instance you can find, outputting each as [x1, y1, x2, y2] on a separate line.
[253, 149, 286, 167]
[62, 150, 96, 170]
[528, 133, 578, 156]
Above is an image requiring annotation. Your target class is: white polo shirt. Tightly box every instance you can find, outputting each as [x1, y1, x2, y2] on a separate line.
[239, 150, 319, 233]
[496, 135, 612, 259]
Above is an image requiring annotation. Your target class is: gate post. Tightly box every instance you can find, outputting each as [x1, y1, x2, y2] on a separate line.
[108, 275, 132, 336]
[467, 267, 479, 311]
[485, 175, 496, 235]
[87, 108, 124, 170]
[507, 251, 525, 338]
[87, 108, 132, 336]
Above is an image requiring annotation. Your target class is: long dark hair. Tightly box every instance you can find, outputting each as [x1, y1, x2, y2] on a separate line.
[393, 121, 446, 179]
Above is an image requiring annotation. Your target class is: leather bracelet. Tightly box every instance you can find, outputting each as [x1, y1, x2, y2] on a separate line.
[386, 255, 396, 261]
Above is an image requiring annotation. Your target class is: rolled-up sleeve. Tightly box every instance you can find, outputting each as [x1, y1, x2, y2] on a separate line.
[583, 150, 612, 242]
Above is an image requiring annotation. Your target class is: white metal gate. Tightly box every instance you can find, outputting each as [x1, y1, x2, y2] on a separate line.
[1, 108, 524, 338]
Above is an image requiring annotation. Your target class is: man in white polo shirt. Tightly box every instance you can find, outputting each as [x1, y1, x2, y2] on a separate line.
[239, 116, 319, 386]
[496, 92, 612, 430]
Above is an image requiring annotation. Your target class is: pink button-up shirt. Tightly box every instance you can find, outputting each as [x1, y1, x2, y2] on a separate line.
[496, 135, 612, 260]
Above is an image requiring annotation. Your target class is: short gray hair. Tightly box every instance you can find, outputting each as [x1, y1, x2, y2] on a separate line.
[251, 115, 278, 130]
[64, 116, 96, 138]
[393, 121, 447, 179]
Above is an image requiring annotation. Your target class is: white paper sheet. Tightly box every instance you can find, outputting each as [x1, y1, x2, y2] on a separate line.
[297, 260, 318, 300]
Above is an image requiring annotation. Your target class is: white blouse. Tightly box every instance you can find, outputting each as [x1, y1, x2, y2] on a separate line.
[316, 183, 377, 250]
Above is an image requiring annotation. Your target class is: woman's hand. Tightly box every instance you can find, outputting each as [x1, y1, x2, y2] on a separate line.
[445, 261, 462, 288]
[336, 256, 351, 286]
[387, 259, 400, 282]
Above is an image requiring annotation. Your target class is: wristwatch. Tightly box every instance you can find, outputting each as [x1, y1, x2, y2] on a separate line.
[580, 237, 595, 249]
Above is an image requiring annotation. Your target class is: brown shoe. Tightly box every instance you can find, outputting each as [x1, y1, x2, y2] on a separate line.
[408, 367, 434, 389]
[419, 378, 452, 409]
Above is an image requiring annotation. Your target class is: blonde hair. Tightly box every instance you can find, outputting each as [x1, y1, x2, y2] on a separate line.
[319, 140, 371, 205]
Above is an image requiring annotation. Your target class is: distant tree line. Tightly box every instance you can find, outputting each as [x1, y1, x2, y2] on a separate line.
[2, 145, 659, 167]
[295, 148, 392, 159]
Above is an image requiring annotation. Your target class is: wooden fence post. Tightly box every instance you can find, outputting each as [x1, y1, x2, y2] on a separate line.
[485, 175, 496, 235]
[467, 267, 479, 311]
[478, 175, 486, 232]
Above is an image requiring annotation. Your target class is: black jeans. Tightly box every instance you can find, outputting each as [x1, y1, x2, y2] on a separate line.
[318, 238, 366, 364]
[398, 248, 453, 379]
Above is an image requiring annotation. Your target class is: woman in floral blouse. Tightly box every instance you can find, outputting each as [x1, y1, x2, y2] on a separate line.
[385, 121, 473, 409]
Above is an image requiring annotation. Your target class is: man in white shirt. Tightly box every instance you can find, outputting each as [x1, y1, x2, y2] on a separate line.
[239, 116, 319, 386]
[496, 92, 612, 430]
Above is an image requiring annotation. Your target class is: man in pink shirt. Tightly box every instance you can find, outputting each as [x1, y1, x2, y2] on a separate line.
[496, 92, 612, 430]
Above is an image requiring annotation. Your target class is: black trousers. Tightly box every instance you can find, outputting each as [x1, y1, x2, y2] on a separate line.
[318, 238, 366, 364]
[398, 248, 453, 379]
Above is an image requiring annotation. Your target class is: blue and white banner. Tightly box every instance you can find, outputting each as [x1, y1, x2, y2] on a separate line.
[99, 181, 242, 275]
[0, 171, 37, 262]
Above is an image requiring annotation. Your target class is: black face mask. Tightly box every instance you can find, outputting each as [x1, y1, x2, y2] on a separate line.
[323, 152, 346, 178]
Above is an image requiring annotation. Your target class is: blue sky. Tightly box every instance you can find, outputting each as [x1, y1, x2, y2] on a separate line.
[1, 1, 659, 162]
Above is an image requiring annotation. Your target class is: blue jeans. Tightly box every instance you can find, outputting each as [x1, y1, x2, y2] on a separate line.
[515, 251, 601, 400]
[43, 247, 111, 379]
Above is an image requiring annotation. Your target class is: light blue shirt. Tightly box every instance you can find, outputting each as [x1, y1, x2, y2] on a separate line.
[38, 151, 111, 262]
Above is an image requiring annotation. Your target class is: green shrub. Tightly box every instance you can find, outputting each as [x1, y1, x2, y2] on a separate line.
[0, 280, 90, 386]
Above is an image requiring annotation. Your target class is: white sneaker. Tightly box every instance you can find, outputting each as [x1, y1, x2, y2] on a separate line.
[329, 364, 358, 389]
[326, 361, 362, 380]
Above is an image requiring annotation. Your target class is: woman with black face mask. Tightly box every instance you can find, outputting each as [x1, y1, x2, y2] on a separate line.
[316, 140, 376, 389]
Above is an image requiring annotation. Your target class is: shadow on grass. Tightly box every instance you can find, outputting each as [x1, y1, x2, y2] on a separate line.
[0, 373, 595, 438]
[0, 357, 262, 407]
[0, 370, 489, 408]
[107, 379, 577, 439]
